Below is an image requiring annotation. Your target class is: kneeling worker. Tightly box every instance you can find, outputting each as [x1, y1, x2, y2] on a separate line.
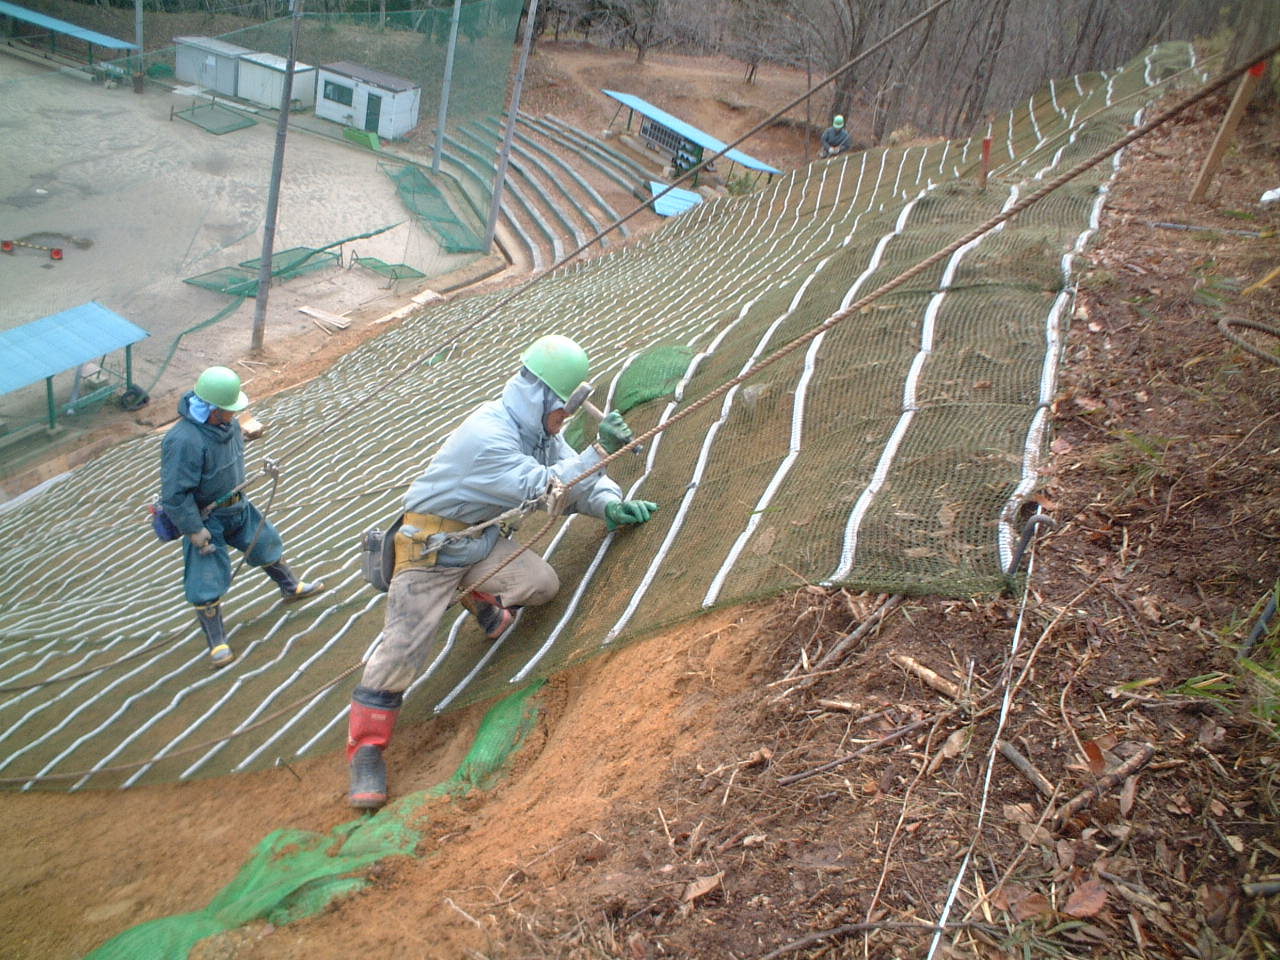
[160, 366, 326, 668]
[347, 335, 658, 809]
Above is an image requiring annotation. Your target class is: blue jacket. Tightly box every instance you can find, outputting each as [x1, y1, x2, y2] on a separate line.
[405, 370, 622, 524]
[160, 391, 245, 535]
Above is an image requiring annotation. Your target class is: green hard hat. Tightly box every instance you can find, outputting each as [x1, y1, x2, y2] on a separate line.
[833, 115, 845, 128]
[521, 335, 589, 402]
[194, 365, 249, 412]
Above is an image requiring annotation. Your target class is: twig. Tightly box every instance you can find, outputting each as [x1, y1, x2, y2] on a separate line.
[1243, 881, 1280, 896]
[1053, 743, 1156, 828]
[759, 920, 997, 959]
[778, 715, 938, 786]
[892, 653, 963, 700]
[771, 596, 904, 701]
[996, 739, 1055, 799]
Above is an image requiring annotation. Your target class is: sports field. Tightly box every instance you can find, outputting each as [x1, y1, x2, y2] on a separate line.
[0, 52, 472, 432]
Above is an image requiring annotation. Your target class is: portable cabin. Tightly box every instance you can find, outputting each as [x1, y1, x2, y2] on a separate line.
[315, 61, 420, 140]
[174, 36, 251, 96]
[237, 52, 316, 109]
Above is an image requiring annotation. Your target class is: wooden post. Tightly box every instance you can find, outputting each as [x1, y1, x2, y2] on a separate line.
[979, 135, 992, 190]
[1189, 61, 1267, 202]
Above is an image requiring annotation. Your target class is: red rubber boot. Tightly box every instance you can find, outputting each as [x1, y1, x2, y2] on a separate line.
[347, 695, 400, 809]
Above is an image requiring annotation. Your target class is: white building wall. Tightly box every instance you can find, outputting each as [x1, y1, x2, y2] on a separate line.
[237, 56, 317, 110]
[314, 68, 420, 139]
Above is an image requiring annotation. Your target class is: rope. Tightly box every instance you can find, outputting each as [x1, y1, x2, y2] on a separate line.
[1218, 317, 1280, 366]
[10, 42, 1276, 789]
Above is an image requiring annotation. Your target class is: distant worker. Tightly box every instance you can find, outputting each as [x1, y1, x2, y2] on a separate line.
[346, 335, 658, 809]
[820, 114, 851, 158]
[160, 366, 326, 668]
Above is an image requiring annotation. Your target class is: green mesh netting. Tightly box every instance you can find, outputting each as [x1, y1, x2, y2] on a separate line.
[85, 682, 543, 960]
[615, 345, 696, 413]
[354, 256, 428, 281]
[0, 42, 1210, 792]
[381, 161, 485, 253]
[183, 247, 340, 295]
[173, 102, 256, 135]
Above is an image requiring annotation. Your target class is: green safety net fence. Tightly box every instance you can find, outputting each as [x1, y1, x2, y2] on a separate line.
[353, 256, 428, 281]
[381, 161, 486, 253]
[173, 101, 256, 135]
[184, 247, 342, 296]
[0, 42, 1211, 792]
[85, 681, 543, 960]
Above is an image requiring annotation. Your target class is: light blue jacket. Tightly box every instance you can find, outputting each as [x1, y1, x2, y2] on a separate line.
[404, 370, 622, 525]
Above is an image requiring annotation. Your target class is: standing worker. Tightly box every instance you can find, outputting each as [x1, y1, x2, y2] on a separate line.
[346, 335, 658, 809]
[160, 366, 326, 668]
[820, 114, 851, 158]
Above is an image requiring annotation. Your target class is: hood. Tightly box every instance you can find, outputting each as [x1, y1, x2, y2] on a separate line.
[500, 370, 562, 447]
[177, 390, 236, 444]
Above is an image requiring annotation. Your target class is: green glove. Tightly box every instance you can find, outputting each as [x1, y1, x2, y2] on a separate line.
[605, 500, 658, 531]
[597, 410, 633, 455]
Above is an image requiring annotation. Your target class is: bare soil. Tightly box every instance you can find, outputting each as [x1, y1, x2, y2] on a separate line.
[2, 46, 1280, 960]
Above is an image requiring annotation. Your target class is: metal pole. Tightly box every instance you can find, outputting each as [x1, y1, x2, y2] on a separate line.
[133, 0, 143, 92]
[432, 0, 463, 174]
[250, 0, 303, 355]
[484, 0, 538, 252]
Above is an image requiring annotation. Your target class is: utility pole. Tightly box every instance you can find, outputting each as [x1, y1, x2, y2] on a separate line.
[132, 0, 143, 93]
[251, 0, 304, 356]
[485, 0, 539, 252]
[432, 0, 463, 174]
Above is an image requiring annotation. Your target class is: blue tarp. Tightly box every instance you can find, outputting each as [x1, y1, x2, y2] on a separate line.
[0, 1, 139, 50]
[650, 182, 702, 217]
[603, 89, 780, 174]
[0, 302, 148, 395]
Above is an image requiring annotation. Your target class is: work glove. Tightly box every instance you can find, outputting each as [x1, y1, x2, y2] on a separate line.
[605, 500, 658, 532]
[597, 411, 634, 455]
[189, 527, 216, 556]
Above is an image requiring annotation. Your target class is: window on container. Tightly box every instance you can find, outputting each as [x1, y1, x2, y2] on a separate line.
[323, 80, 354, 106]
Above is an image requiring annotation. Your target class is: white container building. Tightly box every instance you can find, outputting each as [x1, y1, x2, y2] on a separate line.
[236, 52, 317, 109]
[314, 61, 421, 140]
[173, 36, 252, 96]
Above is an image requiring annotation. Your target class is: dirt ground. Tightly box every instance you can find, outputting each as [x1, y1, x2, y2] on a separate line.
[2, 42, 1280, 960]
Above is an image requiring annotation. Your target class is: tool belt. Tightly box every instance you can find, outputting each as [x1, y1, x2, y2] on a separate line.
[392, 511, 472, 577]
[200, 491, 242, 517]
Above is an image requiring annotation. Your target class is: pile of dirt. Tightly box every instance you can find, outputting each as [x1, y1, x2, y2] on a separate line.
[2, 47, 1279, 960]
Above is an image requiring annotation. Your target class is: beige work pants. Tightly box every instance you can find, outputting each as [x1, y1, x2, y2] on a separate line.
[359, 537, 559, 693]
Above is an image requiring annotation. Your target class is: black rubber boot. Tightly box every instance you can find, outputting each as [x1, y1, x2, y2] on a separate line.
[195, 601, 234, 668]
[347, 687, 402, 810]
[349, 744, 388, 810]
[263, 561, 326, 603]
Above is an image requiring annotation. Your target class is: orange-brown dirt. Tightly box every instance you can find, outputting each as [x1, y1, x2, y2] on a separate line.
[3, 44, 1280, 960]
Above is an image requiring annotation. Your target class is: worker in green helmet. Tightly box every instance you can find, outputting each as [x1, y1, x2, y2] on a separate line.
[159, 366, 325, 669]
[345, 335, 658, 809]
[820, 114, 851, 158]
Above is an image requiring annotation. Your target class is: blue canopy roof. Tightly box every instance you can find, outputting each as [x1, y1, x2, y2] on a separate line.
[0, 1, 139, 50]
[603, 90, 780, 174]
[0, 302, 148, 395]
[650, 182, 703, 217]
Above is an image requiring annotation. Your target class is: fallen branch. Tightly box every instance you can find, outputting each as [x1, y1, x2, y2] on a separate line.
[1053, 743, 1155, 829]
[996, 739, 1056, 800]
[892, 653, 963, 700]
[771, 595, 904, 701]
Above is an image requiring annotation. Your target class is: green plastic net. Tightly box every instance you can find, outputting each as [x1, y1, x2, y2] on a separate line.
[85, 682, 543, 959]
